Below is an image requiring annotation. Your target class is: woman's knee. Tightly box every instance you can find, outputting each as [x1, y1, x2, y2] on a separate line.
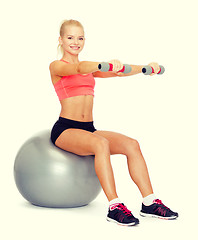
[125, 138, 141, 156]
[93, 136, 110, 154]
[131, 138, 140, 149]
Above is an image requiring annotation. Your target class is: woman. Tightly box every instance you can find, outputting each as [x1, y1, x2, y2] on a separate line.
[50, 19, 178, 226]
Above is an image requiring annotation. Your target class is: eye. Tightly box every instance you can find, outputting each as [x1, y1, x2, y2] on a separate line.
[68, 37, 72, 40]
[79, 37, 84, 41]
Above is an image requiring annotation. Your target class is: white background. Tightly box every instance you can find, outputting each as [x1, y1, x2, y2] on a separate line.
[1, 0, 198, 239]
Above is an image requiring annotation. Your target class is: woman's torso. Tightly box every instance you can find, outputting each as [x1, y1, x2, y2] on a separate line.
[51, 74, 94, 122]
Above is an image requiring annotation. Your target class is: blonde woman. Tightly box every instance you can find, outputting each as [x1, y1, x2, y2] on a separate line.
[50, 19, 178, 226]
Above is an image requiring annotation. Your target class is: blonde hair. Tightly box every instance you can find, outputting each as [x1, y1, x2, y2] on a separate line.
[57, 19, 84, 57]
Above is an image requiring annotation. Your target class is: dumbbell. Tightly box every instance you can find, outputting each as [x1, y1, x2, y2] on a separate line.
[142, 65, 165, 75]
[98, 62, 132, 74]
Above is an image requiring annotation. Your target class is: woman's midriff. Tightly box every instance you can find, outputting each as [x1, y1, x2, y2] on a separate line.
[59, 95, 94, 122]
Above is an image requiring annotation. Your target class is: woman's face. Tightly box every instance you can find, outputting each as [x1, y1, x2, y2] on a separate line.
[59, 25, 85, 56]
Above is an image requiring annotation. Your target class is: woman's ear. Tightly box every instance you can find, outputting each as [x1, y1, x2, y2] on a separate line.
[58, 36, 63, 46]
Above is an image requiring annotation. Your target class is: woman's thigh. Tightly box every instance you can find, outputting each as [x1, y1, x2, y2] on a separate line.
[93, 130, 138, 155]
[55, 128, 106, 156]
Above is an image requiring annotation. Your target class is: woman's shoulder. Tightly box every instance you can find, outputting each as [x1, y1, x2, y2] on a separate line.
[50, 59, 62, 67]
[49, 60, 67, 74]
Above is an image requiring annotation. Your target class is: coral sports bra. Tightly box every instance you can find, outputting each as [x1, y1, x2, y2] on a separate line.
[53, 59, 95, 101]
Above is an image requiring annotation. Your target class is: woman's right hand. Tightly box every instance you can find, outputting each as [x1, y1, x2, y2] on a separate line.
[148, 62, 161, 76]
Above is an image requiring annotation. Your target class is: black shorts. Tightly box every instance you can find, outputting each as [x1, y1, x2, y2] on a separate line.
[51, 117, 97, 145]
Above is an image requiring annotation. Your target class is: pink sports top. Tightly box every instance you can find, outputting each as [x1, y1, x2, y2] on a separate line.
[54, 59, 95, 101]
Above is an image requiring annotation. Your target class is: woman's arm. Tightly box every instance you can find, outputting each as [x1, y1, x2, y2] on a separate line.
[93, 62, 161, 78]
[92, 71, 120, 78]
[121, 62, 161, 77]
[49, 60, 160, 78]
[117, 65, 144, 77]
[93, 64, 144, 78]
[49, 60, 100, 77]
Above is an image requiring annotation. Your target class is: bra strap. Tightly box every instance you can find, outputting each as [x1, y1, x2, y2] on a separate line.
[60, 59, 70, 63]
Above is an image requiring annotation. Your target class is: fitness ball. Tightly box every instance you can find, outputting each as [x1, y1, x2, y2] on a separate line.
[14, 130, 101, 208]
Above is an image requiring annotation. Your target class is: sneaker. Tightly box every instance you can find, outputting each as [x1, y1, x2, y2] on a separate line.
[107, 203, 139, 226]
[140, 199, 178, 220]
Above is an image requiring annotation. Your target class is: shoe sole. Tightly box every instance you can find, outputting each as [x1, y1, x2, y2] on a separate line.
[106, 217, 139, 226]
[140, 212, 178, 220]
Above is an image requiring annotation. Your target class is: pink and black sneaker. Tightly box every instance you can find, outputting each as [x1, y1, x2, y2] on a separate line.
[107, 203, 139, 226]
[140, 199, 178, 220]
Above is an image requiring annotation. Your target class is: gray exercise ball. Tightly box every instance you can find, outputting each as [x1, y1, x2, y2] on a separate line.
[14, 130, 101, 208]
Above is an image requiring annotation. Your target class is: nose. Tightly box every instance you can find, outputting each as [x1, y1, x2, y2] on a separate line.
[74, 37, 79, 45]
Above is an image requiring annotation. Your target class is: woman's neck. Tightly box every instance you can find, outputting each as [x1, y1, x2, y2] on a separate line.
[62, 53, 79, 64]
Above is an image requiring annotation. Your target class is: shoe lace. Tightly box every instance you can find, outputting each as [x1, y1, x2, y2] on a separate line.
[153, 199, 171, 211]
[117, 204, 132, 216]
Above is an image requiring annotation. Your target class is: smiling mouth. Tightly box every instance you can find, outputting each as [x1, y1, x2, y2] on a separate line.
[70, 46, 80, 50]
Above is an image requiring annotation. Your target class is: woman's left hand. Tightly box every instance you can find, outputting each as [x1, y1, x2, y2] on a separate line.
[109, 59, 124, 72]
[148, 62, 161, 76]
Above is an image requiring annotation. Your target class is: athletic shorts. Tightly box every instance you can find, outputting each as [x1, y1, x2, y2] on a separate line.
[51, 117, 97, 145]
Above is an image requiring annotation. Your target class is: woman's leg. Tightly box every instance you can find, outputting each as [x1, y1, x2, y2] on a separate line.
[55, 129, 118, 201]
[94, 130, 153, 198]
[94, 131, 179, 220]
